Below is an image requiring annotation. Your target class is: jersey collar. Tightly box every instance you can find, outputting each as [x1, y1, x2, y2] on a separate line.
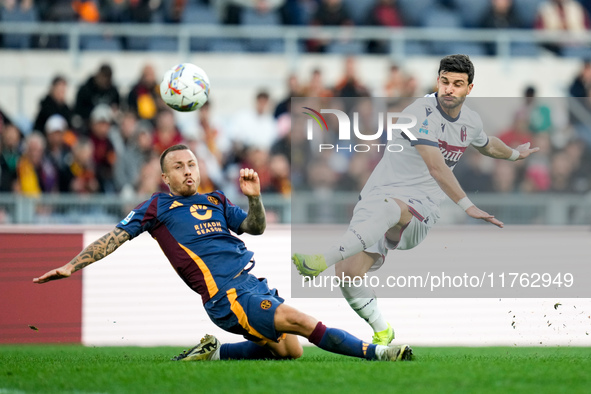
[433, 92, 461, 123]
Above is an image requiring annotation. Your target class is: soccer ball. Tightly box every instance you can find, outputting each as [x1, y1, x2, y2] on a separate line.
[160, 63, 210, 112]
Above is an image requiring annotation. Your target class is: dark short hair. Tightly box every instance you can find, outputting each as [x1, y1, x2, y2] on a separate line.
[98, 64, 113, 78]
[51, 75, 66, 86]
[438, 54, 475, 84]
[256, 90, 270, 101]
[160, 144, 191, 172]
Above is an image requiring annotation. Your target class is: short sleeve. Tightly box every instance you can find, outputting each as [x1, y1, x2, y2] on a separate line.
[116, 195, 159, 239]
[212, 191, 248, 234]
[471, 129, 489, 148]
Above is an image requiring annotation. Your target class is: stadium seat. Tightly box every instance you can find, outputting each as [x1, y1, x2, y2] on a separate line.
[513, 0, 545, 28]
[510, 42, 541, 57]
[398, 0, 435, 26]
[242, 8, 280, 26]
[246, 38, 285, 53]
[421, 7, 462, 29]
[240, 8, 281, 51]
[451, 0, 489, 28]
[326, 40, 365, 55]
[0, 5, 38, 49]
[190, 37, 211, 52]
[404, 41, 430, 56]
[81, 37, 123, 51]
[342, 0, 375, 25]
[181, 3, 219, 25]
[421, 7, 467, 55]
[560, 45, 591, 58]
[151, 9, 166, 23]
[147, 37, 179, 52]
[126, 36, 150, 51]
[444, 43, 487, 57]
[209, 38, 246, 52]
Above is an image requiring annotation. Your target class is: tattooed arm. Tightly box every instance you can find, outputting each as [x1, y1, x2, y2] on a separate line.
[240, 195, 266, 235]
[238, 168, 266, 235]
[33, 227, 131, 284]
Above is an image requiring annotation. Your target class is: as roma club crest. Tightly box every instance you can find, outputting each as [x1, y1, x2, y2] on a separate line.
[207, 196, 220, 205]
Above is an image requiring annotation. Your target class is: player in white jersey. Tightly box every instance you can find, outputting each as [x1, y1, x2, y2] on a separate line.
[292, 54, 539, 345]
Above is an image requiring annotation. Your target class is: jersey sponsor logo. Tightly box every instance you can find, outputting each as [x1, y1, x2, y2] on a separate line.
[419, 119, 429, 134]
[207, 196, 220, 205]
[425, 107, 433, 117]
[260, 300, 272, 310]
[460, 125, 467, 142]
[120, 211, 135, 225]
[169, 201, 183, 209]
[190, 204, 212, 220]
[438, 140, 467, 168]
[194, 222, 223, 234]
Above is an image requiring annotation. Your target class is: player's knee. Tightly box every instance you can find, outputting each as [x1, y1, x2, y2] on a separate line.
[291, 346, 303, 359]
[370, 198, 404, 230]
[270, 338, 303, 359]
[392, 198, 413, 224]
[285, 342, 304, 359]
[383, 198, 403, 225]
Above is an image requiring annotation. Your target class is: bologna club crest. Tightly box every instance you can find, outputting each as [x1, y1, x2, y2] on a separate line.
[460, 125, 467, 142]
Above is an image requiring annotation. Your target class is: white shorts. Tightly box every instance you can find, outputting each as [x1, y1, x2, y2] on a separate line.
[348, 190, 440, 272]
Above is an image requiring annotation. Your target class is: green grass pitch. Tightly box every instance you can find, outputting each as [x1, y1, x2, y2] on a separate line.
[1, 345, 590, 394]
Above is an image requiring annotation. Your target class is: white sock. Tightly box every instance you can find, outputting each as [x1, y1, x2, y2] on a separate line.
[210, 345, 221, 360]
[374, 345, 389, 360]
[324, 199, 401, 267]
[341, 283, 389, 333]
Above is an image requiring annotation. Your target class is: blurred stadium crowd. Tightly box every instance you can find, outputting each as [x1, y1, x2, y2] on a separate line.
[3, 0, 591, 55]
[1, 55, 591, 206]
[1, 0, 591, 224]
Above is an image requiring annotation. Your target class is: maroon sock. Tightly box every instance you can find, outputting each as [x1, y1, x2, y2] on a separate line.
[308, 321, 327, 345]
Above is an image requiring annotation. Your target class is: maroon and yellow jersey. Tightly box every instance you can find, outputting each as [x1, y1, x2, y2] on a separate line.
[116, 191, 251, 304]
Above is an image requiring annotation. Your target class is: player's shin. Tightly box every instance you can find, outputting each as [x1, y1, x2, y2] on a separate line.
[340, 283, 389, 334]
[308, 321, 378, 360]
[219, 341, 275, 360]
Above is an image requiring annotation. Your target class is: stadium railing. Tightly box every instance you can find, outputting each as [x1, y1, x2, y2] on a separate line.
[1, 23, 591, 63]
[1, 192, 590, 225]
[0, 192, 292, 225]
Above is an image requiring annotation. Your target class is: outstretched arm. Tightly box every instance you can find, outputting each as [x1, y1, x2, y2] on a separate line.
[238, 168, 266, 235]
[33, 227, 130, 284]
[475, 137, 539, 160]
[416, 144, 504, 228]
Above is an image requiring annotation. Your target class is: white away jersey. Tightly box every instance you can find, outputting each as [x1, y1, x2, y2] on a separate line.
[360, 93, 488, 206]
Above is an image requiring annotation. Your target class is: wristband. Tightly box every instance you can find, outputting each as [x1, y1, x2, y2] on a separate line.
[457, 197, 474, 211]
[508, 149, 520, 161]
